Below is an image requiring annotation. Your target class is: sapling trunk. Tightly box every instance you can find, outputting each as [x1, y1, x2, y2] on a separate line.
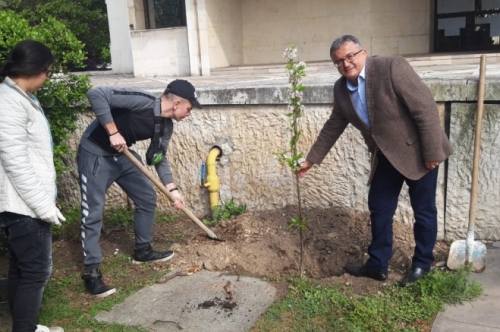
[276, 45, 307, 278]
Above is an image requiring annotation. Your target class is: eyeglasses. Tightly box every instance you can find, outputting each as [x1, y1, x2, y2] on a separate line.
[333, 49, 364, 68]
[45, 70, 53, 78]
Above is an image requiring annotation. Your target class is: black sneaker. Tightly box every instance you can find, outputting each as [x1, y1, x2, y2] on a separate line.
[82, 269, 116, 298]
[132, 244, 174, 264]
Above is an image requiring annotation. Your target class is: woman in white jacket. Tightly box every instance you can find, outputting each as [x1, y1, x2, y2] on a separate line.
[0, 40, 65, 332]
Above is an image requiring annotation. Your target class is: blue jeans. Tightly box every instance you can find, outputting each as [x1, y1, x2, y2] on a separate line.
[365, 153, 439, 274]
[0, 212, 53, 332]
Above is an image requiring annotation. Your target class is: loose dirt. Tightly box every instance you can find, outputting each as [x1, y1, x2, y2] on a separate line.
[165, 206, 448, 294]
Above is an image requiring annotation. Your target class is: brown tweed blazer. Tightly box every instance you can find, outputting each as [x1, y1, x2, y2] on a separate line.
[306, 56, 453, 183]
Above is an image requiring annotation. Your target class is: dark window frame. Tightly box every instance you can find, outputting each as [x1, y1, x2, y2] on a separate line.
[434, 0, 500, 52]
[143, 0, 187, 30]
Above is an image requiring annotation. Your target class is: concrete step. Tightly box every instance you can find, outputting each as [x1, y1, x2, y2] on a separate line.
[210, 53, 500, 76]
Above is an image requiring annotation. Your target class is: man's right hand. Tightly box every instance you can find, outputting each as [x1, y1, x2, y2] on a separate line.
[296, 159, 314, 178]
[110, 132, 127, 152]
[40, 207, 66, 226]
[170, 190, 187, 210]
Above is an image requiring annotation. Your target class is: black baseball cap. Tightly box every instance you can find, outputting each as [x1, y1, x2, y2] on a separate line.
[165, 79, 202, 109]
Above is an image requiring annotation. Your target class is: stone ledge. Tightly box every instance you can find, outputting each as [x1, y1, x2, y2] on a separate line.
[189, 81, 500, 105]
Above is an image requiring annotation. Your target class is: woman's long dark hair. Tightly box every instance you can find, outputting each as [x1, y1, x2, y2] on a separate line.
[0, 40, 54, 83]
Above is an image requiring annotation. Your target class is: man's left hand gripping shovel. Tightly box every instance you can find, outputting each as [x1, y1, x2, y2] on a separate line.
[123, 149, 223, 241]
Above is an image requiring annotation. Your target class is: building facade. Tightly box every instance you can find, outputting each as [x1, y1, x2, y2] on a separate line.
[106, 0, 500, 77]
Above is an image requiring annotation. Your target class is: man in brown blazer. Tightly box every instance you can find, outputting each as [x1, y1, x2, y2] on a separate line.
[297, 35, 453, 285]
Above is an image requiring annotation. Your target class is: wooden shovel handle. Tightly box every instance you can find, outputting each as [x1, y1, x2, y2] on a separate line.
[122, 149, 218, 239]
[468, 55, 487, 232]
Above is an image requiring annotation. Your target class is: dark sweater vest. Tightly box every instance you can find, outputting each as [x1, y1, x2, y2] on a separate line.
[88, 108, 154, 153]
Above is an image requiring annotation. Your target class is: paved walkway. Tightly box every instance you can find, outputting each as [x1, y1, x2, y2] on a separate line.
[432, 243, 500, 331]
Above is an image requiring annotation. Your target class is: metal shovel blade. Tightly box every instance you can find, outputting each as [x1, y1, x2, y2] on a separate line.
[446, 239, 487, 272]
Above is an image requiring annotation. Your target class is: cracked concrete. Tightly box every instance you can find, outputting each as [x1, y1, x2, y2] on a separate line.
[94, 270, 276, 332]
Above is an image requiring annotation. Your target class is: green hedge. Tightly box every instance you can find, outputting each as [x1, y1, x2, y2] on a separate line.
[0, 10, 92, 178]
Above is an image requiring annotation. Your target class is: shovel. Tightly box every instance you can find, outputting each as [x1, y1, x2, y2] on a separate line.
[447, 55, 487, 272]
[122, 149, 222, 241]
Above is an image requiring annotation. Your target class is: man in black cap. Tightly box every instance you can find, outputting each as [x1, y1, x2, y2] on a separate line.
[77, 79, 202, 297]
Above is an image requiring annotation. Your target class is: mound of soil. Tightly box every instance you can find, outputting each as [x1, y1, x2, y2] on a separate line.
[166, 206, 448, 292]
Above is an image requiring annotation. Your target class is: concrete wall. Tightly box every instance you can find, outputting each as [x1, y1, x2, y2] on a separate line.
[233, 0, 432, 65]
[205, 0, 243, 68]
[185, 0, 211, 76]
[130, 28, 191, 77]
[122, 0, 434, 72]
[106, 0, 134, 73]
[129, 0, 146, 30]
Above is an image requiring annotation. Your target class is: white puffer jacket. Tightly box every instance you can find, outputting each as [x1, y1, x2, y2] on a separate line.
[0, 77, 57, 219]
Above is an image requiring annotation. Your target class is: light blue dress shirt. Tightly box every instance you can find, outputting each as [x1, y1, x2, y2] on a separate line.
[346, 66, 371, 128]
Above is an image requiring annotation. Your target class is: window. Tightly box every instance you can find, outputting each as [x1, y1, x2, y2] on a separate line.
[435, 0, 500, 52]
[144, 0, 186, 29]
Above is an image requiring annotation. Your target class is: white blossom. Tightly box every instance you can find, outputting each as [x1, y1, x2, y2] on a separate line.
[292, 90, 303, 99]
[283, 46, 298, 60]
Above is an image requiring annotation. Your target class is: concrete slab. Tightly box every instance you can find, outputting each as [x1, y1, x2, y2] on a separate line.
[432, 247, 500, 332]
[94, 270, 276, 332]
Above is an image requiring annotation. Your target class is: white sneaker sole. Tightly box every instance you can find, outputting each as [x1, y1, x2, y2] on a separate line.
[92, 287, 117, 298]
[36, 326, 65, 332]
[132, 252, 175, 265]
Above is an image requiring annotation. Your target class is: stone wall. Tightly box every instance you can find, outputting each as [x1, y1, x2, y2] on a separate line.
[446, 104, 500, 241]
[59, 102, 453, 240]
[58, 77, 500, 241]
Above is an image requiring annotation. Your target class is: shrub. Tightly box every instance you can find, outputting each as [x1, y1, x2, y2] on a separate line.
[1, 0, 110, 69]
[0, 10, 91, 178]
[203, 199, 246, 227]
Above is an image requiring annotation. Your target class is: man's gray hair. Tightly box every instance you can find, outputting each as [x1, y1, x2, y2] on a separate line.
[330, 35, 363, 58]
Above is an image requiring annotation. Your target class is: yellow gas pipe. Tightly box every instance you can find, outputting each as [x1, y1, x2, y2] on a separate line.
[204, 147, 222, 210]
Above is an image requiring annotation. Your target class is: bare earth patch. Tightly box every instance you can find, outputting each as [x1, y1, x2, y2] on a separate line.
[167, 206, 449, 295]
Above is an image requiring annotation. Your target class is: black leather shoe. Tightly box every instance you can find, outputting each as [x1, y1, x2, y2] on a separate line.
[343, 265, 388, 281]
[398, 267, 428, 287]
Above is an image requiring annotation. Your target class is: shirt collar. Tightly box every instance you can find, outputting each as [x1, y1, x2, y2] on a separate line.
[346, 65, 366, 91]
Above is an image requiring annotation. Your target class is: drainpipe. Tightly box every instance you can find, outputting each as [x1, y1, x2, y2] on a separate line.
[204, 146, 222, 210]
